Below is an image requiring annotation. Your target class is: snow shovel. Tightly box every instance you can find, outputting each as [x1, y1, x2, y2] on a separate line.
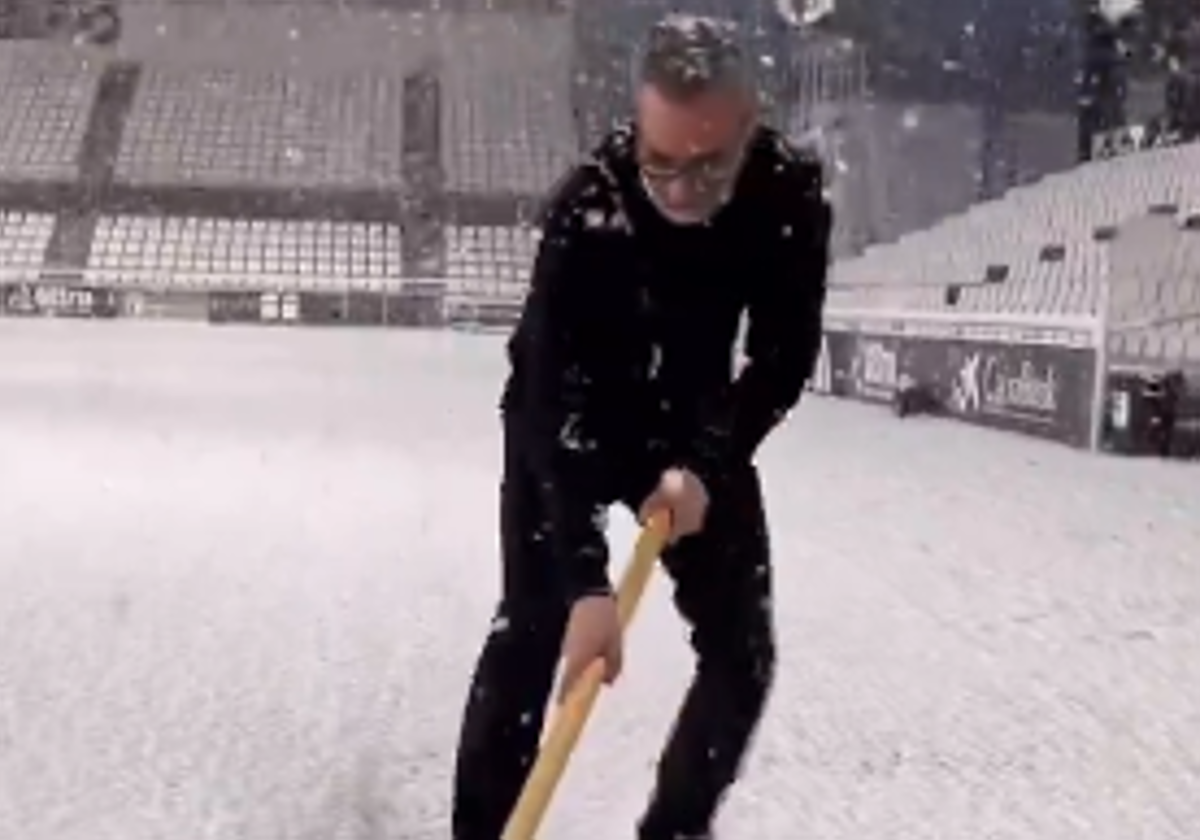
[501, 510, 673, 840]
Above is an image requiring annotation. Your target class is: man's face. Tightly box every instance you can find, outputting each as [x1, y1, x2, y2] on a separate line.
[635, 83, 753, 225]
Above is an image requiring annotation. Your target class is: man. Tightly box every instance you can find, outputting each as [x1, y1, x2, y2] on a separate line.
[453, 14, 832, 840]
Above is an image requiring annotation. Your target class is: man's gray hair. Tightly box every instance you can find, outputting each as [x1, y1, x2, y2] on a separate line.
[635, 13, 755, 101]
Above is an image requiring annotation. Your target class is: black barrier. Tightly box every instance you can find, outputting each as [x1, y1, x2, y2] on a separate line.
[298, 291, 347, 325]
[1169, 384, 1200, 459]
[128, 288, 210, 320]
[208, 289, 396, 327]
[207, 291, 262, 324]
[1, 282, 119, 318]
[824, 329, 1097, 447]
[1104, 369, 1191, 457]
[472, 301, 522, 329]
[385, 290, 444, 327]
[346, 291, 385, 326]
[1104, 370, 1155, 455]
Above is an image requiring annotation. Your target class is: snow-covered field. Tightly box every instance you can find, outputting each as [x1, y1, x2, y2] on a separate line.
[1, 319, 1198, 840]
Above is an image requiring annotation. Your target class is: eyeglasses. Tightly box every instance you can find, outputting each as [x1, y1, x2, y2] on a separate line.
[636, 123, 753, 201]
[637, 143, 746, 195]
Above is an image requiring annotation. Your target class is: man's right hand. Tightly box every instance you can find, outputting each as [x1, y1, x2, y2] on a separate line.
[558, 593, 623, 703]
[638, 467, 709, 543]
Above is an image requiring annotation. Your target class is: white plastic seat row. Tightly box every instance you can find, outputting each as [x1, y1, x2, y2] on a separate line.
[81, 217, 547, 293]
[834, 141, 1200, 304]
[0, 211, 55, 267]
[116, 65, 409, 188]
[1110, 326, 1200, 363]
[80, 267, 411, 293]
[0, 43, 102, 179]
[90, 215, 404, 282]
[445, 226, 538, 282]
[439, 15, 576, 194]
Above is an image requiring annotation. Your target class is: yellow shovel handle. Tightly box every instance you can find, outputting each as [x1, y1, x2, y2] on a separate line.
[501, 511, 672, 840]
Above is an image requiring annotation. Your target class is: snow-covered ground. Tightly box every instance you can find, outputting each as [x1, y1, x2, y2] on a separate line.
[1, 318, 1198, 840]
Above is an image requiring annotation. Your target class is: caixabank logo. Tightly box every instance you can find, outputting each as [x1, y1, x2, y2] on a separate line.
[950, 349, 1060, 425]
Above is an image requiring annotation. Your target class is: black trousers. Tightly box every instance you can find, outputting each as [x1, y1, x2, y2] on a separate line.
[452, 423, 776, 840]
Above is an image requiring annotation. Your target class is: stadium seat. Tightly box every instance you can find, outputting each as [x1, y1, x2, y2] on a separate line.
[440, 13, 576, 195]
[116, 67, 409, 189]
[830, 140, 1200, 324]
[0, 43, 103, 180]
[445, 225, 536, 282]
[0, 211, 56, 280]
[443, 225, 537, 313]
[89, 215, 403, 289]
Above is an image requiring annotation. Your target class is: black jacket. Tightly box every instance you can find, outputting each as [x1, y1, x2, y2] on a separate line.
[502, 122, 832, 601]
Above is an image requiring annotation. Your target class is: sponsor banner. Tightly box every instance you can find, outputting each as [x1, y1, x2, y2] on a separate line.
[1, 282, 119, 318]
[941, 340, 1095, 446]
[825, 328, 1096, 447]
[841, 332, 904, 402]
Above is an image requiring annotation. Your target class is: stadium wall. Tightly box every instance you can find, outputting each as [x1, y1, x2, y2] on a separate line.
[0, 278, 453, 328]
[814, 200, 1200, 458]
[5, 260, 1194, 456]
[0, 272, 1112, 452]
[810, 308, 1104, 450]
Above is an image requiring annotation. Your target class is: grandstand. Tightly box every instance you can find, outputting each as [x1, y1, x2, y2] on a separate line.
[0, 0, 1198, 449]
[116, 67, 413, 189]
[0, 3, 560, 305]
[828, 140, 1200, 370]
